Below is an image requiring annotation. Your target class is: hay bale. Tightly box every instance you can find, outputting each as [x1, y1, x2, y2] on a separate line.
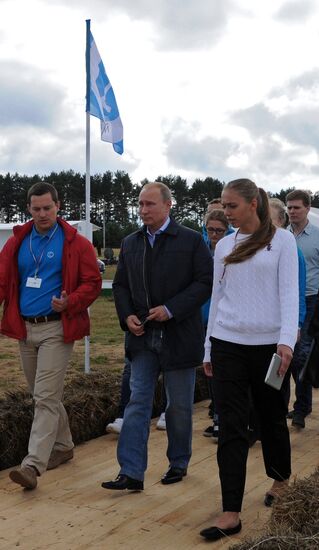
[0, 389, 34, 470]
[0, 366, 209, 470]
[230, 469, 319, 550]
[270, 469, 319, 535]
[64, 371, 121, 444]
[230, 530, 319, 550]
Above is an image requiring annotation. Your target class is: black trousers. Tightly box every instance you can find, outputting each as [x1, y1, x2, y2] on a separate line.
[211, 338, 291, 512]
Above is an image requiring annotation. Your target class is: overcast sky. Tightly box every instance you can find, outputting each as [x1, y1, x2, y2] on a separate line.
[1, 0, 319, 193]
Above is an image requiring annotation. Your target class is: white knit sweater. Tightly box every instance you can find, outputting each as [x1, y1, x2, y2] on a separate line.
[204, 228, 299, 362]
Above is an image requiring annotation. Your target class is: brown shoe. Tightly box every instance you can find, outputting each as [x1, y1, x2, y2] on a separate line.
[47, 448, 74, 471]
[9, 465, 38, 489]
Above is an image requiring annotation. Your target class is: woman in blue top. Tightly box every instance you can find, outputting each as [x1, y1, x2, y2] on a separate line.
[202, 210, 230, 438]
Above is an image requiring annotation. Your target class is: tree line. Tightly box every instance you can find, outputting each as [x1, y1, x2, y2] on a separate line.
[1, 170, 318, 248]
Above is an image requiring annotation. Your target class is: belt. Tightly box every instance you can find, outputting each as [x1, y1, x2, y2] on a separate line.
[22, 313, 61, 324]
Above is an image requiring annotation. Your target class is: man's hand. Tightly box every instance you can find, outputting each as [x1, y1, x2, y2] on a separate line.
[147, 306, 169, 322]
[277, 344, 293, 377]
[51, 290, 68, 312]
[203, 362, 213, 377]
[126, 314, 145, 336]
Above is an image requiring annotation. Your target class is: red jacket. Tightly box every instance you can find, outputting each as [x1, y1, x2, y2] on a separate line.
[0, 218, 102, 343]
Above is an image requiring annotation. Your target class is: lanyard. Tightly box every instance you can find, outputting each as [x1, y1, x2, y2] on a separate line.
[29, 223, 59, 278]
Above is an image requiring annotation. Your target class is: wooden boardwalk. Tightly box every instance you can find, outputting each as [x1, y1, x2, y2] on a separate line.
[0, 394, 318, 550]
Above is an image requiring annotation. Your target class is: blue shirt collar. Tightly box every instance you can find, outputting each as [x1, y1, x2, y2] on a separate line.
[32, 221, 59, 238]
[146, 216, 170, 237]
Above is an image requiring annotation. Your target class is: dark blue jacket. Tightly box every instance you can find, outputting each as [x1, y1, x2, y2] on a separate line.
[113, 219, 213, 370]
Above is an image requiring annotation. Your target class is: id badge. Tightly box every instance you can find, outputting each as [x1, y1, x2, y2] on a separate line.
[26, 277, 42, 288]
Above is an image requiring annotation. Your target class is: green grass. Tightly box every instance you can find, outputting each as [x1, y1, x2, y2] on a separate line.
[0, 294, 124, 396]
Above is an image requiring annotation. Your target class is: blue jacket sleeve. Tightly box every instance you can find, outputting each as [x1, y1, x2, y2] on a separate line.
[298, 247, 306, 328]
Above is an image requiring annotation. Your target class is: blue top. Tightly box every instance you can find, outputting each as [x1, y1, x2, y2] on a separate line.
[201, 224, 234, 326]
[297, 246, 306, 328]
[288, 222, 319, 296]
[18, 223, 65, 316]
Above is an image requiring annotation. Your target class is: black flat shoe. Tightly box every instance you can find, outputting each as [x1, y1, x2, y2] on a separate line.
[101, 474, 143, 491]
[200, 521, 242, 541]
[292, 412, 305, 429]
[161, 467, 187, 485]
[264, 493, 275, 507]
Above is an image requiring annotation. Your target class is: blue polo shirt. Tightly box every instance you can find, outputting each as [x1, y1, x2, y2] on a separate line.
[18, 223, 64, 316]
[288, 221, 319, 296]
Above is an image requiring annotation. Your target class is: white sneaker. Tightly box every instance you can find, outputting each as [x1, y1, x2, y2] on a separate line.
[106, 418, 123, 434]
[156, 413, 166, 430]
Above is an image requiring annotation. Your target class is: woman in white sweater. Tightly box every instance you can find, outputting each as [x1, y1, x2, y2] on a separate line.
[200, 179, 299, 542]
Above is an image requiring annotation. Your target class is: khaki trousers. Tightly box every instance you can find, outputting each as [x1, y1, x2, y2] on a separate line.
[19, 320, 74, 474]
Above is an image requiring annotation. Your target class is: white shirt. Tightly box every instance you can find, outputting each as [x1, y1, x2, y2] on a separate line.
[204, 228, 299, 362]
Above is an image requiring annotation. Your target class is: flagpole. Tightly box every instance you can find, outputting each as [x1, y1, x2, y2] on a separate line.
[85, 19, 91, 374]
[85, 20, 124, 374]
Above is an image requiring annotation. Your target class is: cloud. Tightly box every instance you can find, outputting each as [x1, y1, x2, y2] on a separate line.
[231, 103, 275, 138]
[0, 59, 138, 177]
[163, 119, 240, 180]
[274, 0, 316, 22]
[0, 60, 65, 128]
[0, 124, 138, 177]
[45, 0, 235, 50]
[270, 68, 319, 98]
[245, 138, 307, 178]
[162, 110, 318, 191]
[231, 70, 319, 152]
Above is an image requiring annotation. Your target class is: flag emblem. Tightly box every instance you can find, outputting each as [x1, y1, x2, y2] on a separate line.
[87, 30, 123, 155]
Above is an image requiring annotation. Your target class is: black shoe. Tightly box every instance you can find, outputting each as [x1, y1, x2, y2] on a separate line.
[292, 412, 305, 429]
[264, 493, 275, 507]
[286, 410, 294, 419]
[161, 467, 187, 485]
[203, 425, 214, 437]
[101, 474, 143, 491]
[200, 521, 242, 541]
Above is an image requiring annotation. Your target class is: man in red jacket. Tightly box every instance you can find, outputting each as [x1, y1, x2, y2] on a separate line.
[0, 182, 101, 489]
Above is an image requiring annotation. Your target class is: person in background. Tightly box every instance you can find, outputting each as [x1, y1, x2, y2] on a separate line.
[202, 199, 234, 421]
[285, 190, 319, 429]
[200, 178, 298, 542]
[207, 197, 223, 212]
[202, 198, 227, 245]
[102, 182, 212, 492]
[0, 182, 101, 490]
[269, 198, 306, 338]
[201, 210, 230, 440]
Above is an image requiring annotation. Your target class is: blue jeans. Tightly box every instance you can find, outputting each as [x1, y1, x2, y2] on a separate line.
[118, 359, 167, 418]
[118, 358, 131, 417]
[290, 294, 317, 416]
[117, 347, 195, 481]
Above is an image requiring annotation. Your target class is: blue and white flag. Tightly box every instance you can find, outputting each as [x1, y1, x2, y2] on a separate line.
[86, 29, 123, 155]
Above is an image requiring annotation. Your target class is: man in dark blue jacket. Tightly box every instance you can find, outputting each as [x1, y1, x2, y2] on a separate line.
[102, 182, 212, 491]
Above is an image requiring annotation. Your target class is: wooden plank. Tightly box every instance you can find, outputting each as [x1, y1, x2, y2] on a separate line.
[0, 391, 318, 549]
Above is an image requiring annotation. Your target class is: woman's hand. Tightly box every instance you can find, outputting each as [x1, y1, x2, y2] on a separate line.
[276, 344, 293, 377]
[203, 362, 213, 377]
